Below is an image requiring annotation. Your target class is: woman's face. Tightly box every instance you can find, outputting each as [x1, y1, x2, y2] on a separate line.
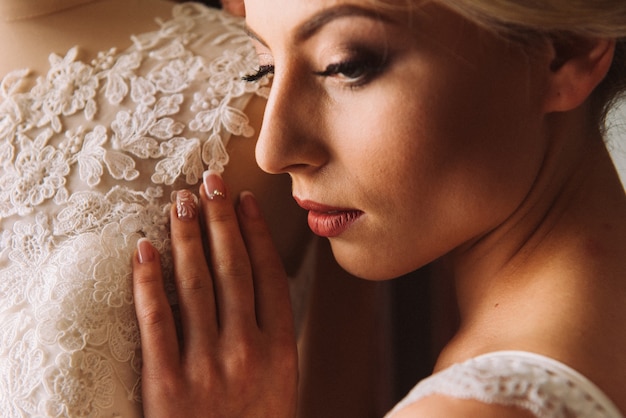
[245, 0, 552, 279]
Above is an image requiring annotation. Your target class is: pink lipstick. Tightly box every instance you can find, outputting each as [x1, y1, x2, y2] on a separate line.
[294, 198, 363, 237]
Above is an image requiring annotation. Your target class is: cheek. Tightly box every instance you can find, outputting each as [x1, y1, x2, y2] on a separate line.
[356, 76, 545, 268]
[320, 48, 548, 276]
[413, 53, 547, 201]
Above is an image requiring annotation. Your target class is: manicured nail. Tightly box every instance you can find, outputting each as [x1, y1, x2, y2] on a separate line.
[203, 170, 227, 200]
[239, 191, 261, 219]
[176, 190, 198, 221]
[137, 238, 155, 264]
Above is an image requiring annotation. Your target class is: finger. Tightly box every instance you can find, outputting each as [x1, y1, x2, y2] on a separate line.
[132, 238, 181, 380]
[170, 190, 218, 352]
[221, 0, 245, 16]
[237, 191, 295, 337]
[201, 170, 257, 332]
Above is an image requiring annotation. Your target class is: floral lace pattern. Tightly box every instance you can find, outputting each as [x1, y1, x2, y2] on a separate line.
[0, 3, 269, 417]
[386, 351, 623, 418]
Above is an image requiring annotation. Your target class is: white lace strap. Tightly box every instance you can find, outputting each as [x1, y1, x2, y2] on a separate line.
[386, 351, 623, 418]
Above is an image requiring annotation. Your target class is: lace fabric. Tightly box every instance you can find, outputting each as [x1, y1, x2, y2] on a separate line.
[386, 351, 623, 418]
[0, 3, 275, 417]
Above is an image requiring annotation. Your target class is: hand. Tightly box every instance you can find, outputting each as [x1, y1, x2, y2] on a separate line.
[132, 171, 298, 418]
[221, 0, 245, 16]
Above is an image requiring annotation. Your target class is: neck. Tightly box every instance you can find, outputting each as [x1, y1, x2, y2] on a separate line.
[444, 108, 626, 333]
[0, 0, 102, 22]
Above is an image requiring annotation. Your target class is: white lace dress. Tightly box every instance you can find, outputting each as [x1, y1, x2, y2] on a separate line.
[0, 3, 281, 417]
[386, 351, 623, 418]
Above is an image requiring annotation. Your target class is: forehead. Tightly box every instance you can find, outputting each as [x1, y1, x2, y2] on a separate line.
[243, 0, 535, 74]
[244, 0, 404, 45]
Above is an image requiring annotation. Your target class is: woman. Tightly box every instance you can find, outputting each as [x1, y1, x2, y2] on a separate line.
[133, 0, 626, 416]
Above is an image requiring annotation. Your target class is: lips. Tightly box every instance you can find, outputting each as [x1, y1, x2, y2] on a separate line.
[294, 198, 364, 237]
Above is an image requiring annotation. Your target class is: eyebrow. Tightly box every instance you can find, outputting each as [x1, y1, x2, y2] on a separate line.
[245, 4, 394, 47]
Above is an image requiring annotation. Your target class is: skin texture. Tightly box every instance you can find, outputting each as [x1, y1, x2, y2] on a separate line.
[248, 2, 552, 280]
[133, 0, 626, 416]
[134, 176, 298, 418]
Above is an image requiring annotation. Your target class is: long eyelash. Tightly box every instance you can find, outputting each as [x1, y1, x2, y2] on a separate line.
[242, 65, 275, 82]
[313, 56, 385, 86]
[314, 61, 347, 77]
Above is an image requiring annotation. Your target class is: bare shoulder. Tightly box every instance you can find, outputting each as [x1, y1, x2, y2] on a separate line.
[391, 395, 536, 418]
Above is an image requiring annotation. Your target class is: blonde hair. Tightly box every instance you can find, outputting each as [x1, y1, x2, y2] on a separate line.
[441, 1, 626, 127]
[436, 1, 626, 37]
[371, 0, 626, 128]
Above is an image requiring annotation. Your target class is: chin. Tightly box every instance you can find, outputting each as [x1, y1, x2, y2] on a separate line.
[330, 240, 414, 281]
[330, 238, 434, 281]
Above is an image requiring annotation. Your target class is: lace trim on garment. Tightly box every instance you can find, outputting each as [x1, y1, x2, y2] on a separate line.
[0, 3, 269, 417]
[386, 351, 623, 418]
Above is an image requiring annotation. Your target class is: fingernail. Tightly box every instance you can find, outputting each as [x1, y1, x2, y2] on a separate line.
[239, 191, 261, 219]
[137, 238, 155, 264]
[203, 170, 227, 200]
[176, 190, 198, 221]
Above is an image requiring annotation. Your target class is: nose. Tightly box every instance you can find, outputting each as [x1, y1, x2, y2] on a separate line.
[255, 67, 328, 175]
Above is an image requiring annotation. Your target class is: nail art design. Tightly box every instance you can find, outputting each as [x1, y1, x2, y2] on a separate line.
[176, 190, 198, 220]
[203, 170, 227, 200]
[208, 189, 225, 199]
